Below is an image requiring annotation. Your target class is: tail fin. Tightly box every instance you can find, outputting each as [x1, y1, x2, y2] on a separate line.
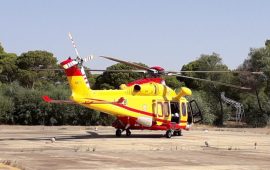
[60, 58, 91, 97]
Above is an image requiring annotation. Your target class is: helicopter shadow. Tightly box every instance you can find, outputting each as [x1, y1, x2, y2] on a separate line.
[0, 134, 92, 142]
[86, 131, 165, 139]
[0, 131, 165, 142]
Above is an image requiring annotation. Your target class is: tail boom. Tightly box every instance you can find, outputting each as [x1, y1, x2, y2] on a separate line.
[60, 58, 91, 97]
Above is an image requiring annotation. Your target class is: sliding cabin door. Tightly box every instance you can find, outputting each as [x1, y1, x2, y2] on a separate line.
[152, 101, 170, 125]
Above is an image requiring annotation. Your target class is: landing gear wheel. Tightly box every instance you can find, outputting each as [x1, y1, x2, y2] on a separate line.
[173, 130, 182, 136]
[116, 129, 122, 137]
[166, 130, 173, 138]
[126, 129, 131, 137]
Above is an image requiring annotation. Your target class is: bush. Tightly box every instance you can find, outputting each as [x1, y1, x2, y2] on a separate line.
[245, 113, 268, 127]
[0, 95, 14, 124]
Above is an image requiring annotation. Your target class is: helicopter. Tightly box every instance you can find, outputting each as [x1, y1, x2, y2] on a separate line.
[42, 33, 260, 138]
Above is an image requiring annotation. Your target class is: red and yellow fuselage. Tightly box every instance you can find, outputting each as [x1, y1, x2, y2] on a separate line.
[61, 58, 192, 131]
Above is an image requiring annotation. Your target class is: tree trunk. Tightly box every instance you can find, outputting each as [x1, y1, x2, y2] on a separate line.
[255, 88, 263, 114]
[218, 93, 224, 126]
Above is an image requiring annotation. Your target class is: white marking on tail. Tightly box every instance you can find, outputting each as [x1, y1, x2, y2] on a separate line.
[80, 67, 90, 88]
[63, 60, 78, 69]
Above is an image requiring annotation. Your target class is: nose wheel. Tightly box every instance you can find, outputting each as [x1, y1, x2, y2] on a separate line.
[116, 129, 122, 137]
[126, 129, 131, 136]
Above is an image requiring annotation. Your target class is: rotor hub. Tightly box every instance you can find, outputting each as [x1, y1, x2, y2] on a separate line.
[149, 66, 165, 76]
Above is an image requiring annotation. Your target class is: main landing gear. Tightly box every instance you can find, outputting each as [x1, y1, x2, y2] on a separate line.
[173, 130, 182, 136]
[115, 129, 131, 137]
[166, 130, 173, 138]
[165, 129, 182, 138]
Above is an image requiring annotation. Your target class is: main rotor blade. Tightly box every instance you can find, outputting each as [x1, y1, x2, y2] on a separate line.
[167, 70, 264, 75]
[100, 56, 151, 71]
[175, 74, 251, 90]
[33, 68, 146, 73]
[85, 69, 146, 73]
[31, 68, 63, 71]
[68, 32, 81, 59]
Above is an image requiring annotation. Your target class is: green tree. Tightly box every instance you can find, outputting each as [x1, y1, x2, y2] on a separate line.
[17, 50, 57, 69]
[181, 53, 231, 89]
[16, 50, 58, 88]
[0, 53, 18, 83]
[0, 43, 4, 54]
[237, 40, 270, 127]
[181, 53, 233, 125]
[164, 76, 183, 90]
[95, 63, 146, 89]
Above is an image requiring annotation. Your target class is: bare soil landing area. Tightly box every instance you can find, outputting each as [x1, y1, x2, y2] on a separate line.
[0, 125, 270, 170]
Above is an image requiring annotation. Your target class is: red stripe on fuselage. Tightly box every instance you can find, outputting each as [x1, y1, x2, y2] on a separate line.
[84, 98, 187, 124]
[114, 102, 171, 124]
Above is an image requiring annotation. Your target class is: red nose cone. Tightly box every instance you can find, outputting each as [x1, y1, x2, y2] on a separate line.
[150, 66, 165, 72]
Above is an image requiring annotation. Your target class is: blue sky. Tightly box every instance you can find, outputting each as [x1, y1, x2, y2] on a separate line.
[0, 0, 269, 71]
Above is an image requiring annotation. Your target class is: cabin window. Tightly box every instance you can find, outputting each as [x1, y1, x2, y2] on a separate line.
[157, 103, 163, 117]
[163, 102, 170, 117]
[152, 102, 157, 116]
[153, 101, 170, 118]
[181, 102, 187, 117]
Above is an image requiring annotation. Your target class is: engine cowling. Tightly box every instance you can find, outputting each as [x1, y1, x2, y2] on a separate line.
[174, 87, 192, 100]
[132, 84, 157, 96]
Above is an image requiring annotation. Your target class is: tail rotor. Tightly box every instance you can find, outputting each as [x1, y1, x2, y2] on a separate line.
[68, 32, 81, 61]
[68, 32, 94, 64]
[68, 32, 93, 88]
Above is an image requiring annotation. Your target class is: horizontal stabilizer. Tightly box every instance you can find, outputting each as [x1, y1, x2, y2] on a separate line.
[82, 100, 114, 104]
[42, 96, 74, 104]
[42, 96, 126, 105]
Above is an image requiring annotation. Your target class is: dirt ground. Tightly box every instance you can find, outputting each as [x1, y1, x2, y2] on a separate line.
[0, 125, 270, 170]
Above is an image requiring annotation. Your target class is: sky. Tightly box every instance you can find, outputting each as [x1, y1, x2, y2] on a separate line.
[0, 0, 270, 71]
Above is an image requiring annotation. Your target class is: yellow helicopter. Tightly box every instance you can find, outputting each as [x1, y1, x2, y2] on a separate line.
[42, 33, 255, 138]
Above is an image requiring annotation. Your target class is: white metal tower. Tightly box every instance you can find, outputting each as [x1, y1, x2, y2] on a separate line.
[221, 92, 244, 122]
